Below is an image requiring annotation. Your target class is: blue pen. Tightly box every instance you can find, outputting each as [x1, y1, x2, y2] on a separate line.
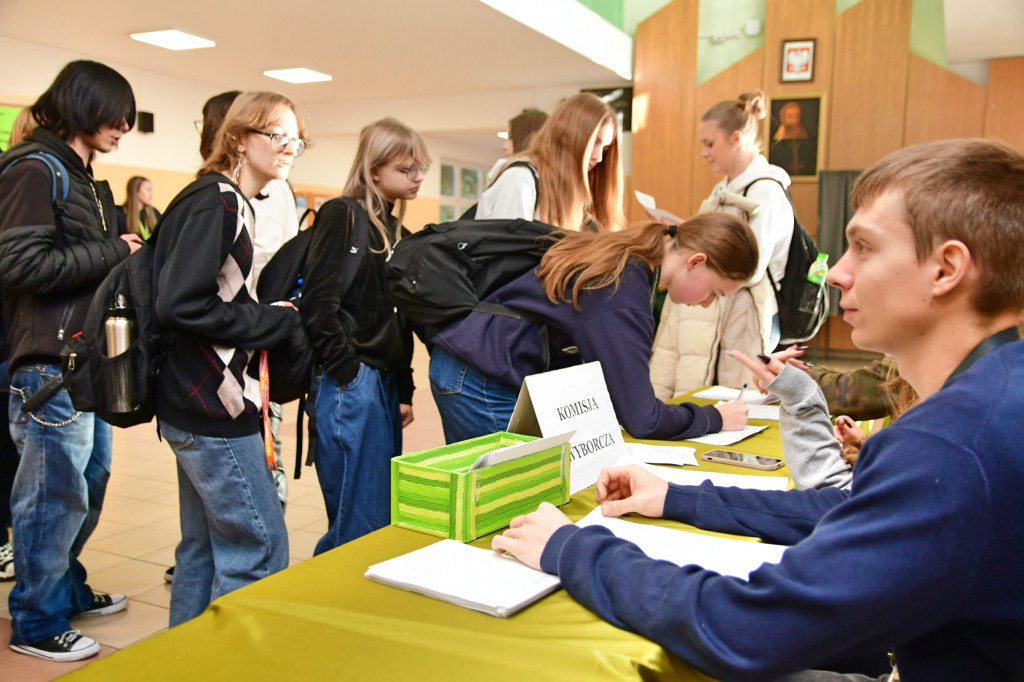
[737, 383, 747, 401]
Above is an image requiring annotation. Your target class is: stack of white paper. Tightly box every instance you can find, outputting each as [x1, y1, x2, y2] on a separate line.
[693, 386, 779, 404]
[364, 540, 561, 618]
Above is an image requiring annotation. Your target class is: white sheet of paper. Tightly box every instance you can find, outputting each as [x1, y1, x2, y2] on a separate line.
[692, 386, 778, 404]
[714, 401, 781, 421]
[364, 539, 561, 618]
[634, 190, 685, 224]
[685, 424, 768, 446]
[638, 463, 789, 491]
[577, 508, 786, 579]
[470, 431, 575, 471]
[509, 362, 629, 495]
[625, 442, 698, 467]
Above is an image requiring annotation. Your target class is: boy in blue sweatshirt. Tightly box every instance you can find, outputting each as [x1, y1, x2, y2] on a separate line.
[492, 139, 1024, 682]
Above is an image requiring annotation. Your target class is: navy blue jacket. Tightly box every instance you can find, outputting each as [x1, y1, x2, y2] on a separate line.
[541, 341, 1024, 681]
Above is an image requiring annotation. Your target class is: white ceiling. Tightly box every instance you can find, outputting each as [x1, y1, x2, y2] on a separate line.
[0, 0, 1020, 135]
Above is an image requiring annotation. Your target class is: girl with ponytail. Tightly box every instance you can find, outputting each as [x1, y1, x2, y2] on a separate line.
[430, 215, 759, 444]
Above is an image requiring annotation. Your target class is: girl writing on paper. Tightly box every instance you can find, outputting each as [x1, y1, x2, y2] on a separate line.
[650, 90, 794, 396]
[430, 215, 758, 444]
[475, 93, 626, 232]
[301, 118, 426, 554]
[153, 92, 307, 627]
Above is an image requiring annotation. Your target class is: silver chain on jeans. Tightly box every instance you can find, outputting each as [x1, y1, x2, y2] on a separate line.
[9, 385, 82, 427]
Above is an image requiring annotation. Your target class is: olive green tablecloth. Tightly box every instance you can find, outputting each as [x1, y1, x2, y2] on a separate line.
[66, 395, 788, 681]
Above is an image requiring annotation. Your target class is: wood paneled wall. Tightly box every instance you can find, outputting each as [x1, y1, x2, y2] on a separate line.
[630, 0, 699, 223]
[904, 56, 987, 147]
[829, 0, 912, 169]
[984, 57, 1024, 152]
[633, 0, 1021, 353]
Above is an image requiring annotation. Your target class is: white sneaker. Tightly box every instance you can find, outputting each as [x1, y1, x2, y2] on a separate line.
[0, 542, 13, 581]
[77, 592, 128, 618]
[9, 629, 100, 661]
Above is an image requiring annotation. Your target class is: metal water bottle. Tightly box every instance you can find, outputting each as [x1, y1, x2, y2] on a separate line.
[104, 294, 134, 357]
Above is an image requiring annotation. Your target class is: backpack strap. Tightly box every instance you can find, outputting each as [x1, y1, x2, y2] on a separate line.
[741, 177, 796, 293]
[1, 150, 70, 215]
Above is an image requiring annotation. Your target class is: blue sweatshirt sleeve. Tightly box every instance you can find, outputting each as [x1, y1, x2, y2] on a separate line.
[538, 426, 991, 680]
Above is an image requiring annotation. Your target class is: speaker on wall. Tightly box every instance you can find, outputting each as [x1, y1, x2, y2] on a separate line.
[138, 111, 154, 133]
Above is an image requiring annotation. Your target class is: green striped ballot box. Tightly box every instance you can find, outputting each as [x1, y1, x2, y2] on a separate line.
[391, 432, 571, 541]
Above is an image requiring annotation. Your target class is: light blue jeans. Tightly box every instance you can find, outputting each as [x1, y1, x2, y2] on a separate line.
[429, 348, 519, 444]
[307, 363, 401, 555]
[159, 420, 288, 628]
[7, 363, 112, 644]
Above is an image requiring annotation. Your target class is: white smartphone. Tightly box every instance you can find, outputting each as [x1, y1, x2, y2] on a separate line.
[701, 449, 785, 471]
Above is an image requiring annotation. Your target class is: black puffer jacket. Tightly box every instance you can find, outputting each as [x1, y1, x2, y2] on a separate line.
[0, 129, 130, 368]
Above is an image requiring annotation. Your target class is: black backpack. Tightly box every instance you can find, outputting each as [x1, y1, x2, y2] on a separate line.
[386, 217, 560, 343]
[59, 175, 221, 428]
[0, 148, 71, 366]
[256, 197, 369, 404]
[742, 178, 829, 346]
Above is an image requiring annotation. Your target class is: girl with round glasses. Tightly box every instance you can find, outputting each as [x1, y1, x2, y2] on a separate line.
[301, 117, 429, 554]
[152, 91, 307, 627]
[475, 93, 625, 232]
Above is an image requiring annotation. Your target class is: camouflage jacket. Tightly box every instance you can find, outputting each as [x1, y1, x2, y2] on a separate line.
[808, 356, 894, 420]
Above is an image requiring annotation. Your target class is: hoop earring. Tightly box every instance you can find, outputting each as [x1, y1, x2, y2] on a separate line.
[231, 155, 245, 184]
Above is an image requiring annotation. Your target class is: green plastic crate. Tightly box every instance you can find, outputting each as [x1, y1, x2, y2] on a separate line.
[391, 432, 570, 541]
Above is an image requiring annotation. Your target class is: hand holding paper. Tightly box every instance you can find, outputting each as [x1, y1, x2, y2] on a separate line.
[595, 464, 668, 519]
[492, 501, 573, 571]
[635, 190, 685, 225]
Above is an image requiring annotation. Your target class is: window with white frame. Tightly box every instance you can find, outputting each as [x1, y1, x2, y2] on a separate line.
[439, 161, 485, 222]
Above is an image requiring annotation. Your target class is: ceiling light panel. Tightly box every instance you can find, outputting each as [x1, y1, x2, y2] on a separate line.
[130, 30, 215, 51]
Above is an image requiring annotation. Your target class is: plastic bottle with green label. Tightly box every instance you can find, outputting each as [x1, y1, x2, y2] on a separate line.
[798, 253, 829, 313]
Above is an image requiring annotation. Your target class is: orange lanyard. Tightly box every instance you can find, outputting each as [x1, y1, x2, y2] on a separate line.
[259, 350, 275, 471]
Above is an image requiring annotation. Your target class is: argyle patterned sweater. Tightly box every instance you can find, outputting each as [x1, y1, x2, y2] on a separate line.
[154, 174, 297, 438]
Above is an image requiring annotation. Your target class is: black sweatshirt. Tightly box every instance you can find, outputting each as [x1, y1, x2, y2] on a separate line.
[301, 197, 414, 404]
[153, 174, 297, 438]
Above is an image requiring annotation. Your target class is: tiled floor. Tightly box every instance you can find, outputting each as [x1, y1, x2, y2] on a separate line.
[0, 339, 448, 680]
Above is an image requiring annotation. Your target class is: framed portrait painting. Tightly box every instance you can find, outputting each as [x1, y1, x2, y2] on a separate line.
[765, 94, 825, 182]
[781, 39, 815, 82]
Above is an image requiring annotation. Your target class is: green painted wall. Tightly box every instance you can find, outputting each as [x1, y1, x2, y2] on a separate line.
[910, 0, 946, 67]
[0, 105, 23, 152]
[697, 0, 766, 85]
[576, 0, 625, 30]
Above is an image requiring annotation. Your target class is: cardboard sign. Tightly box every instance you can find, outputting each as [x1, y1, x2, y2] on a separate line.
[508, 362, 627, 494]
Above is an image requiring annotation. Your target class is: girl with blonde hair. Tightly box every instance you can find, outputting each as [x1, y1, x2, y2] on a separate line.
[476, 93, 626, 232]
[153, 91, 307, 626]
[430, 215, 757, 444]
[301, 117, 428, 553]
[115, 175, 160, 238]
[651, 90, 795, 396]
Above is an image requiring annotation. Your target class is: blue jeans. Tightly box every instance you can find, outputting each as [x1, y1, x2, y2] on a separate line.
[159, 420, 288, 628]
[7, 363, 112, 644]
[0, 361, 17, 545]
[429, 348, 519, 444]
[307, 363, 401, 555]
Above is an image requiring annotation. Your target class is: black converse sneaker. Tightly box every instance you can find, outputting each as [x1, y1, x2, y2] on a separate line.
[0, 542, 13, 581]
[77, 592, 128, 618]
[9, 629, 100, 661]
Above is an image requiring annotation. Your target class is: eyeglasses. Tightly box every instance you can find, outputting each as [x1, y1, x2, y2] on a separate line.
[250, 130, 306, 157]
[396, 162, 430, 177]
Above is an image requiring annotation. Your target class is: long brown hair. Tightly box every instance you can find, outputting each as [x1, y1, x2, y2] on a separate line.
[518, 93, 625, 232]
[539, 214, 758, 309]
[122, 176, 157, 236]
[198, 92, 308, 180]
[342, 117, 431, 253]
